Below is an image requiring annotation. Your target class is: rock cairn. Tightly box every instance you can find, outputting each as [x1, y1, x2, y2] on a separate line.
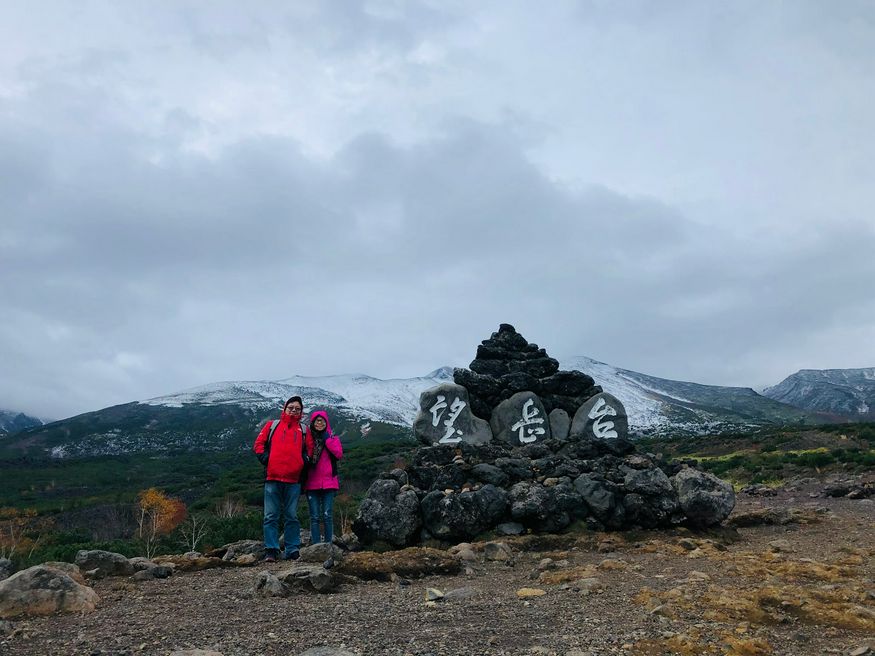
[454, 324, 601, 418]
[353, 324, 736, 547]
[414, 324, 629, 447]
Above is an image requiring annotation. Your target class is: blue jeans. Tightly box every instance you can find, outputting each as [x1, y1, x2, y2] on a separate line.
[307, 490, 336, 544]
[263, 481, 301, 556]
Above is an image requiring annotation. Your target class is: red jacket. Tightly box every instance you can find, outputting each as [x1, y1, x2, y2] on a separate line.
[253, 416, 314, 483]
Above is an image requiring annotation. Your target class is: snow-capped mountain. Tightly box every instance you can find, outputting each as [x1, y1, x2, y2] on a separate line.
[140, 359, 811, 435]
[142, 367, 455, 426]
[0, 408, 43, 436]
[763, 368, 875, 419]
[560, 356, 817, 434]
[5, 358, 822, 459]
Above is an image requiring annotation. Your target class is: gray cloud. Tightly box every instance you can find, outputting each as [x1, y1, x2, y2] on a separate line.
[1, 1, 874, 419]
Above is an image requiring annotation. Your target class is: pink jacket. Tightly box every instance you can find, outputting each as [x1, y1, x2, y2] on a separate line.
[303, 410, 343, 491]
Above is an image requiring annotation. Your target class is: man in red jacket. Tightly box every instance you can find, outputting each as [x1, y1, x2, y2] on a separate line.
[253, 396, 313, 562]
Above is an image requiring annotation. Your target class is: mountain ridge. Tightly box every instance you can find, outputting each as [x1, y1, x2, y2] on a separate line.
[763, 367, 875, 419]
[2, 356, 834, 459]
[0, 408, 44, 436]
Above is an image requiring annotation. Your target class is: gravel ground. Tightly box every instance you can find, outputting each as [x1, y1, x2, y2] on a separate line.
[2, 491, 873, 656]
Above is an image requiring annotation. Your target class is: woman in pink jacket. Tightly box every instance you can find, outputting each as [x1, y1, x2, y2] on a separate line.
[303, 410, 343, 545]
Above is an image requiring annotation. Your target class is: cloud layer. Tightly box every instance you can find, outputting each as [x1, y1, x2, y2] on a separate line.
[2, 2, 874, 419]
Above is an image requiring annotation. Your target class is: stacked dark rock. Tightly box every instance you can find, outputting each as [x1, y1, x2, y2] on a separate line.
[454, 324, 601, 418]
[352, 437, 736, 547]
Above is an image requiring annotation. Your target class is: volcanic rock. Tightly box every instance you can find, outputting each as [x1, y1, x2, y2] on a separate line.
[74, 549, 135, 578]
[548, 409, 571, 441]
[454, 324, 600, 419]
[0, 565, 99, 618]
[490, 392, 551, 446]
[672, 467, 736, 527]
[413, 383, 492, 446]
[571, 392, 629, 440]
[421, 485, 508, 541]
[352, 479, 421, 547]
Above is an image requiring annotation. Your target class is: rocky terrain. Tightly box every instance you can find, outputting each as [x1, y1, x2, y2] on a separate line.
[1, 484, 872, 656]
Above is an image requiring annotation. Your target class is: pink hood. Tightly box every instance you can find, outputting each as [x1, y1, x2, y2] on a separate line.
[308, 410, 334, 436]
[304, 410, 342, 491]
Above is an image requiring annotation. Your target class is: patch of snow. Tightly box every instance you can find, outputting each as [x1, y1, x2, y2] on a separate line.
[558, 356, 669, 431]
[142, 370, 451, 426]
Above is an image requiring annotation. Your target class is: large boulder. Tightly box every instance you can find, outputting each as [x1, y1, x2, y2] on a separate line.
[221, 539, 266, 562]
[571, 392, 629, 440]
[620, 466, 681, 528]
[299, 542, 344, 565]
[0, 558, 13, 582]
[338, 547, 460, 581]
[42, 561, 86, 584]
[470, 463, 509, 487]
[277, 565, 339, 593]
[509, 480, 583, 532]
[421, 485, 509, 541]
[573, 474, 625, 529]
[413, 383, 493, 446]
[623, 466, 673, 497]
[254, 570, 286, 597]
[74, 549, 135, 577]
[353, 479, 422, 547]
[671, 467, 736, 527]
[490, 392, 552, 446]
[0, 565, 99, 618]
[254, 565, 339, 596]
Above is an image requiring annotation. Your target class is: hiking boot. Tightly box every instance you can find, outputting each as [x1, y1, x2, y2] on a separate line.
[284, 550, 300, 561]
[263, 549, 278, 563]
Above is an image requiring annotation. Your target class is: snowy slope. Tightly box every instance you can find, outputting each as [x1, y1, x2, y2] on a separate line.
[141, 358, 810, 436]
[560, 356, 815, 433]
[10, 361, 821, 459]
[559, 356, 667, 431]
[143, 367, 454, 426]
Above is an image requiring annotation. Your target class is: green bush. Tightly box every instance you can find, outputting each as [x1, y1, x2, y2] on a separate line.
[199, 512, 262, 550]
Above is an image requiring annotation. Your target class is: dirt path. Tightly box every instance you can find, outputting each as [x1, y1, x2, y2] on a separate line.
[2, 493, 873, 656]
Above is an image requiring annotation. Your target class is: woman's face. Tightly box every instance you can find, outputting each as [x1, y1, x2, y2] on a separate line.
[313, 416, 327, 431]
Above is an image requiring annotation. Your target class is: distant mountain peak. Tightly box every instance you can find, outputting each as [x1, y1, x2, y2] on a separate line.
[0, 408, 44, 436]
[763, 367, 875, 418]
[425, 366, 454, 380]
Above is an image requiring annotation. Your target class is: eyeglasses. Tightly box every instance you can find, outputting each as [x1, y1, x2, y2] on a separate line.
[285, 406, 303, 413]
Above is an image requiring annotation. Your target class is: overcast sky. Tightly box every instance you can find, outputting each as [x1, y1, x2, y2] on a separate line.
[2, 1, 874, 420]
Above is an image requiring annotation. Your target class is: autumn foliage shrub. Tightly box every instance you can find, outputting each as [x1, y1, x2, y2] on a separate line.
[135, 488, 186, 558]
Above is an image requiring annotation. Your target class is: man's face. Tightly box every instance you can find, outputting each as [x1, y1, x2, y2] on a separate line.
[283, 402, 303, 417]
